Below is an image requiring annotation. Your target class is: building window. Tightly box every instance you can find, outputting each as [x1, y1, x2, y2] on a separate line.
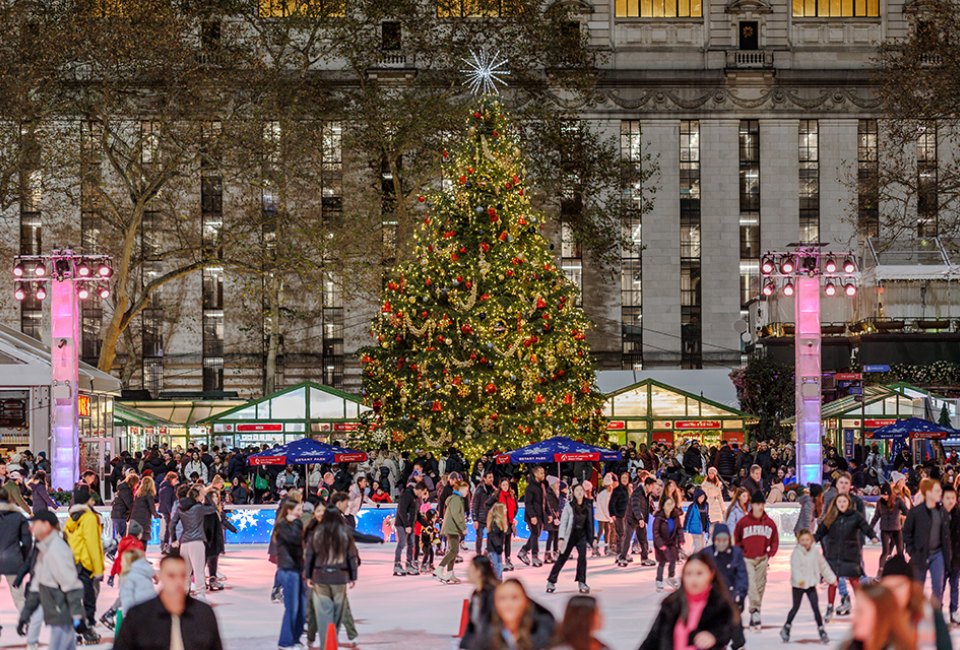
[258, 0, 345, 17]
[81, 121, 103, 364]
[560, 218, 583, 306]
[792, 0, 879, 16]
[679, 120, 702, 368]
[620, 120, 644, 369]
[437, 0, 517, 17]
[739, 120, 760, 309]
[20, 125, 42, 341]
[320, 122, 344, 387]
[917, 122, 938, 237]
[857, 119, 879, 239]
[616, 0, 703, 17]
[799, 120, 819, 243]
[202, 122, 225, 392]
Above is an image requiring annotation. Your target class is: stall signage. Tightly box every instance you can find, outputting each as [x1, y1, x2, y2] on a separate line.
[333, 422, 359, 432]
[835, 373, 862, 381]
[863, 364, 891, 373]
[606, 420, 626, 431]
[236, 423, 283, 432]
[77, 395, 90, 418]
[674, 420, 721, 430]
[334, 452, 368, 463]
[722, 431, 745, 444]
[864, 419, 897, 429]
[651, 431, 673, 443]
[554, 452, 599, 462]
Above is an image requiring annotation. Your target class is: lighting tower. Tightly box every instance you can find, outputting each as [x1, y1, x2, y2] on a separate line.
[760, 245, 859, 486]
[12, 250, 113, 490]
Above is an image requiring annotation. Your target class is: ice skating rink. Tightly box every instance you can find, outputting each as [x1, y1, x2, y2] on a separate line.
[1, 543, 958, 649]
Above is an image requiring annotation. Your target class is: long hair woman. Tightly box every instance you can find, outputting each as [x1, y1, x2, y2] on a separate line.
[551, 595, 609, 650]
[129, 475, 157, 544]
[839, 582, 912, 650]
[814, 493, 879, 622]
[459, 555, 499, 650]
[653, 497, 684, 592]
[487, 502, 509, 579]
[869, 482, 909, 574]
[304, 507, 359, 650]
[546, 483, 595, 595]
[701, 468, 725, 533]
[468, 579, 555, 650]
[724, 488, 750, 531]
[273, 498, 305, 650]
[638, 551, 739, 650]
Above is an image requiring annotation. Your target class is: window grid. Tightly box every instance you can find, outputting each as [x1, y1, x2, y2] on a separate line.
[792, 0, 879, 17]
[857, 120, 880, 239]
[620, 120, 644, 369]
[917, 122, 938, 237]
[19, 125, 42, 340]
[679, 120, 702, 368]
[616, 0, 703, 17]
[739, 120, 760, 309]
[437, 0, 516, 17]
[799, 120, 820, 243]
[202, 121, 225, 391]
[320, 123, 344, 388]
[81, 121, 103, 364]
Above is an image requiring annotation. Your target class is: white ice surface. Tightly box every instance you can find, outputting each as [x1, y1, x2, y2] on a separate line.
[1, 543, 957, 649]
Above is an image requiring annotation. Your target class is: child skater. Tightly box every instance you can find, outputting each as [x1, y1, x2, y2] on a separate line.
[781, 528, 835, 644]
[419, 508, 440, 573]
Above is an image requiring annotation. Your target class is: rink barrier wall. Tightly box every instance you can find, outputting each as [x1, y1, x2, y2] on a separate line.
[62, 502, 878, 546]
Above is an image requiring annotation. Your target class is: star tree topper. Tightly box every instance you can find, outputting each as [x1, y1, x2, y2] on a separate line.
[460, 49, 510, 95]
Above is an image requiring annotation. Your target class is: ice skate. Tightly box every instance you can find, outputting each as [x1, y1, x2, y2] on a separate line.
[393, 562, 406, 577]
[578, 582, 590, 594]
[818, 626, 830, 644]
[779, 624, 790, 642]
[517, 549, 531, 566]
[546, 581, 556, 593]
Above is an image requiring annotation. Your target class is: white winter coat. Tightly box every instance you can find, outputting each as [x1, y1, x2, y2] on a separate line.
[119, 558, 156, 612]
[790, 544, 836, 589]
[595, 489, 611, 522]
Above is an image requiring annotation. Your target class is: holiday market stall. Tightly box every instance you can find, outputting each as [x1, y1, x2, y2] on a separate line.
[602, 378, 752, 447]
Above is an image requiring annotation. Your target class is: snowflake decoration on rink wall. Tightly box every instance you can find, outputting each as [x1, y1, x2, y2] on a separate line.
[228, 509, 259, 532]
[460, 49, 510, 95]
[360, 98, 605, 454]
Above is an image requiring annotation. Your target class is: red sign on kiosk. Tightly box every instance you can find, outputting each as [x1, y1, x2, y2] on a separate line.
[674, 420, 721, 430]
[236, 423, 283, 432]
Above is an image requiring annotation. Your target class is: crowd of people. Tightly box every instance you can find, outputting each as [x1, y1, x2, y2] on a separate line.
[0, 435, 958, 649]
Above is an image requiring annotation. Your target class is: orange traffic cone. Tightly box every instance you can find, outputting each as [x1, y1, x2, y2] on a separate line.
[323, 622, 339, 650]
[455, 598, 470, 637]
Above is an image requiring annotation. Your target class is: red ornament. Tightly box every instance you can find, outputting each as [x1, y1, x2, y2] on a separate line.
[382, 301, 392, 313]
[536, 297, 547, 309]
[492, 130, 499, 138]
[480, 242, 490, 253]
[443, 231, 455, 239]
[387, 281, 399, 291]
[465, 281, 472, 289]
[506, 270, 514, 278]
[425, 278, 432, 286]
[451, 252, 459, 261]
[488, 207, 497, 216]
[458, 175, 467, 184]
[518, 188, 524, 196]
[473, 111, 482, 119]
[421, 311, 428, 318]
[505, 182, 512, 190]
[498, 231, 509, 242]
[512, 175, 520, 184]
[542, 312, 550, 320]
[417, 195, 425, 203]
[534, 393, 545, 404]
[490, 412, 498, 421]
[395, 335, 402, 342]
[431, 401, 442, 412]
[485, 383, 497, 394]
[459, 246, 467, 253]
[480, 293, 490, 301]
[519, 217, 527, 226]
[461, 324, 473, 334]
[442, 150, 449, 159]
[563, 393, 573, 405]
[467, 167, 475, 174]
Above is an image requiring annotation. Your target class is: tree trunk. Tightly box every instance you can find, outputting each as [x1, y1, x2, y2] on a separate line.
[264, 273, 281, 395]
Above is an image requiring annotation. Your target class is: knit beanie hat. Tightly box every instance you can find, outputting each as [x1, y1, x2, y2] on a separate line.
[712, 523, 731, 539]
[126, 520, 143, 538]
[750, 490, 766, 504]
[809, 483, 823, 498]
[881, 554, 913, 580]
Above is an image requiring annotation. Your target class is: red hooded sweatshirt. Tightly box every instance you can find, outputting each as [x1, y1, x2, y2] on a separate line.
[733, 510, 779, 560]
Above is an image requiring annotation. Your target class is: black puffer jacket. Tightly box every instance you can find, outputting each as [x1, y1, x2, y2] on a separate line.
[609, 485, 628, 519]
[396, 486, 419, 529]
[471, 484, 496, 527]
[111, 482, 134, 520]
[815, 509, 876, 578]
[638, 583, 737, 650]
[716, 445, 736, 480]
[0, 502, 31, 574]
[523, 478, 545, 524]
[272, 517, 303, 571]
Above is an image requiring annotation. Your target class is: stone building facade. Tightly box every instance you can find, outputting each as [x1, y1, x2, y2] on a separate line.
[2, 0, 936, 396]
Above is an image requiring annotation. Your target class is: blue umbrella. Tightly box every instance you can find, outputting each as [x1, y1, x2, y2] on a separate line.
[496, 436, 622, 465]
[248, 438, 368, 466]
[869, 417, 958, 441]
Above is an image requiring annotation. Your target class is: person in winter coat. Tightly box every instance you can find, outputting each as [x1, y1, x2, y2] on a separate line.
[793, 483, 821, 538]
[543, 478, 562, 564]
[16, 511, 87, 650]
[27, 471, 57, 514]
[304, 508, 359, 650]
[595, 475, 614, 556]
[903, 477, 952, 609]
[64, 486, 104, 640]
[108, 519, 146, 587]
[733, 490, 778, 629]
[638, 551, 738, 650]
[203, 486, 235, 592]
[393, 481, 427, 576]
[608, 472, 628, 559]
[113, 554, 224, 650]
[118, 548, 156, 624]
[684, 489, 710, 552]
[653, 497, 684, 592]
[272, 499, 305, 650]
[703, 523, 746, 650]
[870, 482, 910, 574]
[467, 579, 555, 650]
[130, 475, 159, 544]
[546, 483, 595, 594]
[436, 481, 468, 583]
[741, 464, 765, 500]
[701, 469, 725, 531]
[814, 492, 878, 622]
[471, 471, 497, 556]
[552, 595, 610, 650]
[459, 555, 497, 650]
[486, 503, 508, 579]
[943, 485, 960, 625]
[157, 471, 179, 553]
[716, 444, 737, 484]
[518, 466, 547, 568]
[781, 528, 835, 643]
[725, 488, 750, 532]
[0, 488, 32, 614]
[487, 477, 518, 571]
[183, 452, 208, 483]
[170, 485, 217, 598]
[111, 473, 138, 539]
[619, 477, 655, 567]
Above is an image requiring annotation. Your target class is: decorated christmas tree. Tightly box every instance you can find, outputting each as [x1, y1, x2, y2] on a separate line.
[360, 95, 604, 453]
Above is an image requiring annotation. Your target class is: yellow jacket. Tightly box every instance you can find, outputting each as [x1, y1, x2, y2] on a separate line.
[64, 504, 104, 577]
